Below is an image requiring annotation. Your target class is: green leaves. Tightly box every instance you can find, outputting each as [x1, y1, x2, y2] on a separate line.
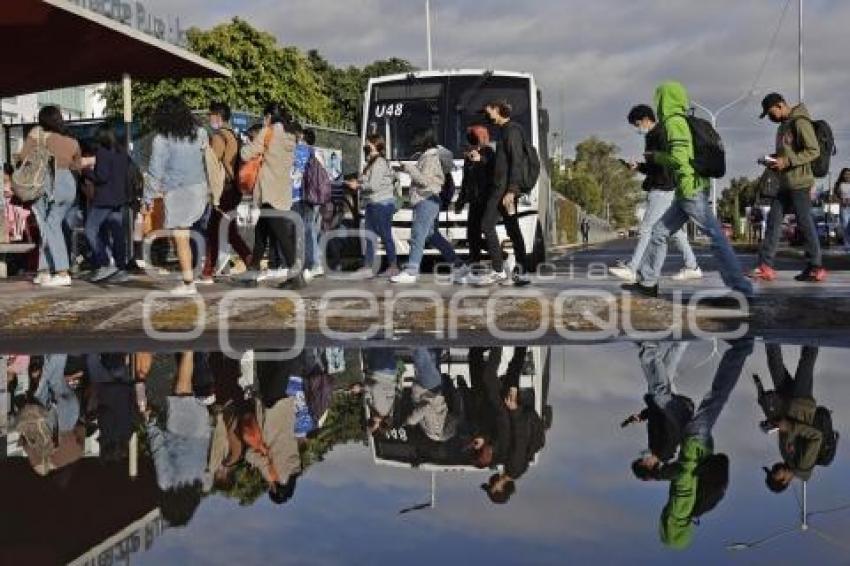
[554, 137, 642, 228]
[102, 18, 414, 131]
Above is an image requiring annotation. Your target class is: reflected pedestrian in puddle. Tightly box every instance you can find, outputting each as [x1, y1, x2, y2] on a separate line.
[755, 344, 838, 493]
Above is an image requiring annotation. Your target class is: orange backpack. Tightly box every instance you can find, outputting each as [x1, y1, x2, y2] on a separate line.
[238, 127, 273, 195]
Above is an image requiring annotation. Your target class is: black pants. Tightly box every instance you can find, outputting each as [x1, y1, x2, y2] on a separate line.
[766, 343, 817, 399]
[252, 205, 296, 270]
[481, 189, 527, 273]
[758, 189, 822, 268]
[467, 200, 486, 264]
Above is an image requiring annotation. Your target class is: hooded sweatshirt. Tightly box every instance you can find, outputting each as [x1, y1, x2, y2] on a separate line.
[652, 81, 709, 199]
[775, 104, 820, 191]
[659, 436, 710, 550]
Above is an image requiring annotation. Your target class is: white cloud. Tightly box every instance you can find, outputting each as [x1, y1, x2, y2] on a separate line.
[145, 0, 850, 185]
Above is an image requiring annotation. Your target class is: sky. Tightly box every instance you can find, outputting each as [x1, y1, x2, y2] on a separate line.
[135, 340, 850, 565]
[142, 0, 850, 190]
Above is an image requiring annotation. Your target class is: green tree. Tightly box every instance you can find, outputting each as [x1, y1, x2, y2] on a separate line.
[718, 176, 758, 223]
[103, 18, 337, 125]
[554, 137, 641, 228]
[308, 51, 414, 129]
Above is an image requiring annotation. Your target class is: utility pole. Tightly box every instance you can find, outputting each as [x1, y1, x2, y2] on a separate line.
[426, 0, 433, 71]
[798, 0, 804, 102]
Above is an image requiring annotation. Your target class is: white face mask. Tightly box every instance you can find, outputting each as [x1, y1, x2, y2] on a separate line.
[636, 126, 650, 136]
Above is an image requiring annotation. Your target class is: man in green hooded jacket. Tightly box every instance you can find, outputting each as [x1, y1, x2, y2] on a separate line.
[622, 81, 752, 298]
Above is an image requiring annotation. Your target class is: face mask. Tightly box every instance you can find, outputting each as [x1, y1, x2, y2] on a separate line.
[637, 126, 650, 136]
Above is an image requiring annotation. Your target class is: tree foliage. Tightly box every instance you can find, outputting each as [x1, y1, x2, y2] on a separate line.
[718, 176, 758, 223]
[102, 18, 414, 130]
[553, 137, 641, 228]
[307, 51, 414, 129]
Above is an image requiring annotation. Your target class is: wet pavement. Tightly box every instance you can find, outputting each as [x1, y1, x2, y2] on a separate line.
[1, 338, 849, 565]
[1, 239, 849, 352]
[2, 240, 850, 565]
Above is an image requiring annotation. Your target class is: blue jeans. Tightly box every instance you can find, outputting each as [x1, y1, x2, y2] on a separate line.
[406, 197, 457, 275]
[364, 199, 397, 267]
[639, 341, 689, 407]
[638, 192, 752, 295]
[685, 337, 754, 444]
[293, 201, 322, 269]
[33, 169, 76, 273]
[412, 348, 442, 391]
[86, 206, 128, 269]
[35, 353, 79, 433]
[629, 190, 698, 271]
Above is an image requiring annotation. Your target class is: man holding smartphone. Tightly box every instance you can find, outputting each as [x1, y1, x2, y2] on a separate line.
[610, 105, 702, 283]
[751, 92, 826, 283]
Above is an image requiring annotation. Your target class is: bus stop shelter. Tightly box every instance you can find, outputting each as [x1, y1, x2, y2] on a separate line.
[0, 0, 230, 273]
[0, 0, 230, 97]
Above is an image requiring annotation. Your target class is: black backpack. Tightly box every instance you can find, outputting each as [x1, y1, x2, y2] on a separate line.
[813, 406, 839, 467]
[645, 393, 695, 463]
[794, 117, 836, 179]
[684, 115, 726, 179]
[692, 453, 730, 519]
[508, 123, 541, 194]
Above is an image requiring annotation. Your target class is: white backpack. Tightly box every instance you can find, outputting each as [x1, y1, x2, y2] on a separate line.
[12, 127, 54, 202]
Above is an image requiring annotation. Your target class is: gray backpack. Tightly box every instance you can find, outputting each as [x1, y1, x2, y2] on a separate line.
[12, 128, 54, 202]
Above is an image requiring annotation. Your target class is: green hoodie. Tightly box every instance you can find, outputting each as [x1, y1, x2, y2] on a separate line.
[653, 81, 710, 199]
[659, 436, 712, 550]
[776, 103, 820, 191]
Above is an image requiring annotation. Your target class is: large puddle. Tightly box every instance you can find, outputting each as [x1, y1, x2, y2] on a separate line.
[2, 340, 848, 565]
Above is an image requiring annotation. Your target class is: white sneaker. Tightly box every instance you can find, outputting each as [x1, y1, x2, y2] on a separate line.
[196, 277, 215, 286]
[310, 265, 325, 278]
[451, 264, 471, 284]
[473, 270, 509, 286]
[303, 269, 314, 284]
[42, 274, 72, 287]
[609, 266, 637, 283]
[672, 267, 704, 281]
[256, 268, 288, 282]
[169, 282, 198, 296]
[32, 272, 51, 285]
[390, 271, 418, 284]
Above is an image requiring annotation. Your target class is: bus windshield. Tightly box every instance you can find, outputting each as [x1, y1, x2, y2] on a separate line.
[366, 74, 533, 161]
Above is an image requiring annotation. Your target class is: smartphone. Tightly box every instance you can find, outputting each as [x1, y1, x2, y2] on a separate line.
[758, 155, 778, 166]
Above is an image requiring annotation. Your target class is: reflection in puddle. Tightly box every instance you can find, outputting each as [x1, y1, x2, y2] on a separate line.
[1, 342, 848, 564]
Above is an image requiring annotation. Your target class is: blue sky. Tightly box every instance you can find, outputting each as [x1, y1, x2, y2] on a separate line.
[144, 0, 850, 188]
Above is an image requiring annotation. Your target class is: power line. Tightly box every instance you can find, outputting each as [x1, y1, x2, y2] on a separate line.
[750, 0, 794, 92]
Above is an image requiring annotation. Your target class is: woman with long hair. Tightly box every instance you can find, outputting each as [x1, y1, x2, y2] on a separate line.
[20, 105, 81, 287]
[145, 96, 210, 296]
[345, 134, 398, 277]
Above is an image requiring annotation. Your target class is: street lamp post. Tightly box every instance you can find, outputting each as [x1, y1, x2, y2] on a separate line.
[691, 91, 756, 217]
[727, 481, 850, 552]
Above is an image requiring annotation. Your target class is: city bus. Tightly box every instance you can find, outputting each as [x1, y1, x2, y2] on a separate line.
[360, 70, 553, 271]
[365, 346, 551, 472]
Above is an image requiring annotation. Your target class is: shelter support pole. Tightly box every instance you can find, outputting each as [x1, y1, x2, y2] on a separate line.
[122, 73, 134, 267]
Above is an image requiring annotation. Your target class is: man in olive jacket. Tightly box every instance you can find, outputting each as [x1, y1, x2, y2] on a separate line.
[623, 81, 752, 298]
[752, 93, 826, 283]
[761, 344, 823, 493]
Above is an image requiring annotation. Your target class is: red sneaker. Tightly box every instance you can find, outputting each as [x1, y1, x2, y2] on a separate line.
[749, 264, 777, 281]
